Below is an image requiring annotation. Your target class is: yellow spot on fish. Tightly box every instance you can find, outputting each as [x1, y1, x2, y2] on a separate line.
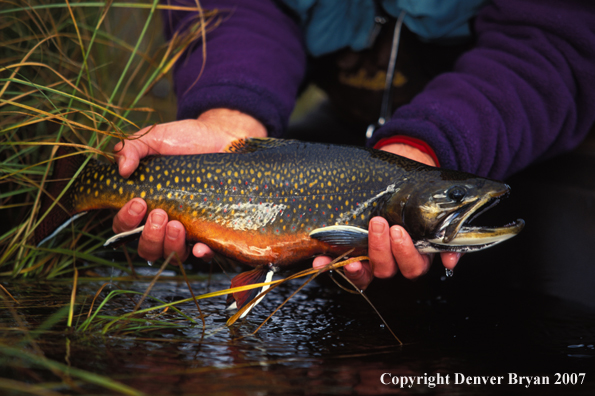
[95, 190, 98, 197]
[164, 170, 169, 176]
[157, 183, 162, 191]
[118, 187, 123, 195]
[156, 166, 160, 171]
[197, 176, 201, 183]
[140, 174, 145, 182]
[166, 180, 170, 187]
[127, 180, 134, 185]
[207, 173, 212, 179]
[141, 191, 146, 198]
[149, 175, 154, 182]
[167, 192, 172, 199]
[175, 176, 179, 183]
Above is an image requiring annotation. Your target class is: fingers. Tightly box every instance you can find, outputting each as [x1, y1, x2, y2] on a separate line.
[389, 225, 432, 279]
[115, 125, 157, 178]
[440, 252, 463, 270]
[192, 243, 216, 262]
[113, 198, 147, 233]
[136, 210, 189, 263]
[367, 218, 398, 278]
[313, 256, 374, 291]
[343, 261, 374, 291]
[312, 255, 333, 270]
[137, 210, 168, 262]
[164, 221, 190, 264]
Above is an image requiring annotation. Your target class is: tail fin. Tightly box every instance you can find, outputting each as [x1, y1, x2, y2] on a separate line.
[35, 145, 86, 246]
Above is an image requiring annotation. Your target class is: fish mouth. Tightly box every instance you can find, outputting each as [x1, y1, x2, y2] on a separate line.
[427, 187, 524, 251]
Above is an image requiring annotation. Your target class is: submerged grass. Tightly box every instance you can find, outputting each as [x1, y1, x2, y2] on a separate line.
[0, 1, 224, 393]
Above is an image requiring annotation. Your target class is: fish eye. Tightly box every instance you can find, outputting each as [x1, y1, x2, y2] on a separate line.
[447, 186, 466, 202]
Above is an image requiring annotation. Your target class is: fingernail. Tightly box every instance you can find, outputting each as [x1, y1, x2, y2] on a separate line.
[129, 201, 144, 216]
[167, 225, 180, 240]
[390, 227, 403, 242]
[370, 221, 385, 234]
[151, 212, 166, 228]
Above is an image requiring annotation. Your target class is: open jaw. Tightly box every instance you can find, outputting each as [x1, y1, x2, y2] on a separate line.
[415, 191, 525, 254]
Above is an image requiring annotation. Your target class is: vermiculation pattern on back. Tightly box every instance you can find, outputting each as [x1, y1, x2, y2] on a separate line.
[69, 140, 417, 236]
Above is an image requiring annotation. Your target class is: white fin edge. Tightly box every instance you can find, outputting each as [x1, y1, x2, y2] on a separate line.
[37, 212, 88, 247]
[239, 269, 275, 319]
[104, 225, 145, 247]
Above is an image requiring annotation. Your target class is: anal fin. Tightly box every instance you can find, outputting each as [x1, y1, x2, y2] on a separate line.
[226, 265, 275, 319]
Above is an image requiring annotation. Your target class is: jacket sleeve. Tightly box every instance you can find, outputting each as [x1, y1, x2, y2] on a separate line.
[369, 0, 595, 180]
[163, 0, 306, 136]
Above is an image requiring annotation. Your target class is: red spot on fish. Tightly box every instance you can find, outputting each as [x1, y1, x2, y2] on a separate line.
[204, 198, 207, 201]
[245, 181, 248, 185]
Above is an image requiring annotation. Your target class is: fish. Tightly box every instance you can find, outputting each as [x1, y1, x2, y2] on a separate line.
[36, 138, 524, 317]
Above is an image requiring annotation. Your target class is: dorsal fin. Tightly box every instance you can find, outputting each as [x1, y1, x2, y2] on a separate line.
[223, 138, 289, 153]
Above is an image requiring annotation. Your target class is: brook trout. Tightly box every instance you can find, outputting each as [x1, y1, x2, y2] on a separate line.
[36, 138, 524, 315]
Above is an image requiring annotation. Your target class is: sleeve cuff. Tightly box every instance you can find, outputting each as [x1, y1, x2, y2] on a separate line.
[373, 135, 441, 167]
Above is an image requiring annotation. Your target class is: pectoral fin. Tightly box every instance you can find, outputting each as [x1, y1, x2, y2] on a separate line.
[309, 225, 369, 248]
[104, 225, 144, 248]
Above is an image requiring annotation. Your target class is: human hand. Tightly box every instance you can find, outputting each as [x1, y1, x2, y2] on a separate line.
[112, 108, 267, 263]
[312, 142, 462, 290]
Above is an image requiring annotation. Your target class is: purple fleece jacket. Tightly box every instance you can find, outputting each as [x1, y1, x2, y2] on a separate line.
[165, 0, 595, 180]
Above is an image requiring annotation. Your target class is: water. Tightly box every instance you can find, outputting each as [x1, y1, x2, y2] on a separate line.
[1, 259, 594, 395]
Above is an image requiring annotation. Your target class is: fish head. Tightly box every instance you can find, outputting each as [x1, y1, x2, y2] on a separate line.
[384, 168, 524, 252]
